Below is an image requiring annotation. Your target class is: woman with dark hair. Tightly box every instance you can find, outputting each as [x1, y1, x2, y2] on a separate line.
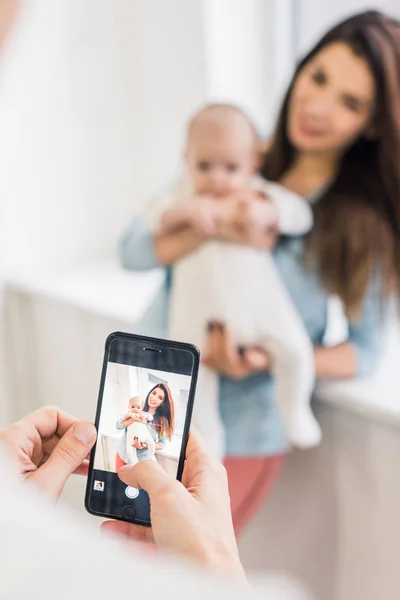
[143, 383, 175, 443]
[119, 10, 400, 532]
[116, 384, 175, 468]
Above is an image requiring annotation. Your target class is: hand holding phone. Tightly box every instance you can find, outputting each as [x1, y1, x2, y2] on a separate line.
[102, 429, 246, 579]
[85, 332, 199, 527]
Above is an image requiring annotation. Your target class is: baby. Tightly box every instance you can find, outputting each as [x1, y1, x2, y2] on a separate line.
[124, 396, 156, 464]
[143, 104, 321, 458]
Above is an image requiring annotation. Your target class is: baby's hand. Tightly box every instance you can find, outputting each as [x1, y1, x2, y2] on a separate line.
[185, 197, 221, 238]
[234, 191, 278, 232]
[161, 198, 220, 239]
[218, 190, 278, 249]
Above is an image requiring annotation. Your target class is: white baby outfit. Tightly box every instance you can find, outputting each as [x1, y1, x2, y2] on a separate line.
[125, 413, 156, 464]
[143, 175, 321, 458]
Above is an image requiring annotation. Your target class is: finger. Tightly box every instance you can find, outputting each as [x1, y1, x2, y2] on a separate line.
[185, 427, 210, 458]
[243, 348, 270, 372]
[73, 460, 90, 476]
[211, 321, 225, 353]
[183, 429, 229, 503]
[22, 405, 79, 440]
[42, 434, 62, 455]
[208, 327, 226, 370]
[118, 460, 179, 498]
[202, 216, 217, 235]
[220, 326, 241, 366]
[28, 421, 97, 499]
[205, 323, 242, 376]
[182, 428, 216, 481]
[203, 322, 223, 367]
[38, 453, 89, 476]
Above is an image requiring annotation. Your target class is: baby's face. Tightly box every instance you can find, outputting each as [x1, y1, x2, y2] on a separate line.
[129, 399, 142, 413]
[186, 126, 257, 197]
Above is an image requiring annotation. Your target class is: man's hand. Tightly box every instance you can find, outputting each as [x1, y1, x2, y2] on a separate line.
[102, 430, 245, 579]
[0, 406, 97, 499]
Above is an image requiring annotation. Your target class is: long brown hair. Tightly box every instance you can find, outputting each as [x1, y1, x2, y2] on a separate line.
[144, 383, 175, 440]
[262, 10, 400, 319]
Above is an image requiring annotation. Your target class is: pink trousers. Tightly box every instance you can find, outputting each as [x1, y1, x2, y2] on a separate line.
[116, 452, 282, 536]
[224, 456, 283, 535]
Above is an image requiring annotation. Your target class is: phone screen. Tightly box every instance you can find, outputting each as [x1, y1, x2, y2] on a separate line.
[85, 333, 199, 526]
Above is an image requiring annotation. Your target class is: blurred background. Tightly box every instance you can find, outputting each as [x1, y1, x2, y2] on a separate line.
[1, 1, 400, 599]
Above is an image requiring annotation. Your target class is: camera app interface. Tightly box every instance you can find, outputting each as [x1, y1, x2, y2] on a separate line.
[88, 338, 195, 524]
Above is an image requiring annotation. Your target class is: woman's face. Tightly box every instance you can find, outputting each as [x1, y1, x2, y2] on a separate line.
[288, 42, 376, 156]
[148, 387, 165, 410]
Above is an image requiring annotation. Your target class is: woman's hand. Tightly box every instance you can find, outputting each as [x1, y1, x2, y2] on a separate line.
[202, 322, 270, 379]
[133, 438, 148, 450]
[122, 414, 134, 427]
[0, 406, 97, 499]
[102, 430, 245, 580]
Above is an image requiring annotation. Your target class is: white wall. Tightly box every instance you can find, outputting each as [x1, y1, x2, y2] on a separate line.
[204, 0, 295, 137]
[122, 0, 209, 202]
[99, 362, 132, 438]
[296, 0, 400, 55]
[0, 0, 211, 276]
[0, 0, 291, 280]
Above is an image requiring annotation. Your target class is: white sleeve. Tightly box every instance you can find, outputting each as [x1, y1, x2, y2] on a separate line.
[260, 180, 313, 236]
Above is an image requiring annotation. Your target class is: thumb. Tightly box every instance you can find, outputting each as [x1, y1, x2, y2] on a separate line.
[29, 421, 97, 499]
[118, 460, 179, 499]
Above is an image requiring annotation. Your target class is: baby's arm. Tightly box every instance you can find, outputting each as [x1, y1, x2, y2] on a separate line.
[160, 196, 220, 238]
[141, 412, 153, 423]
[160, 204, 196, 233]
[217, 190, 278, 248]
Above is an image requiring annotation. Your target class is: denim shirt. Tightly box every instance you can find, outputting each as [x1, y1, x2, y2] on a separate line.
[118, 219, 383, 456]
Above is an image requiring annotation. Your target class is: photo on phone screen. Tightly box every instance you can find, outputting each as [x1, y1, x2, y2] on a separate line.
[85, 333, 199, 526]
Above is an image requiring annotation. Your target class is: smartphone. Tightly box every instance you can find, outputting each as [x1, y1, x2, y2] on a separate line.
[85, 332, 199, 526]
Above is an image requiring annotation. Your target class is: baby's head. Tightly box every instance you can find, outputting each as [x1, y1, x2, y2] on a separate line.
[128, 396, 142, 414]
[185, 104, 260, 197]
